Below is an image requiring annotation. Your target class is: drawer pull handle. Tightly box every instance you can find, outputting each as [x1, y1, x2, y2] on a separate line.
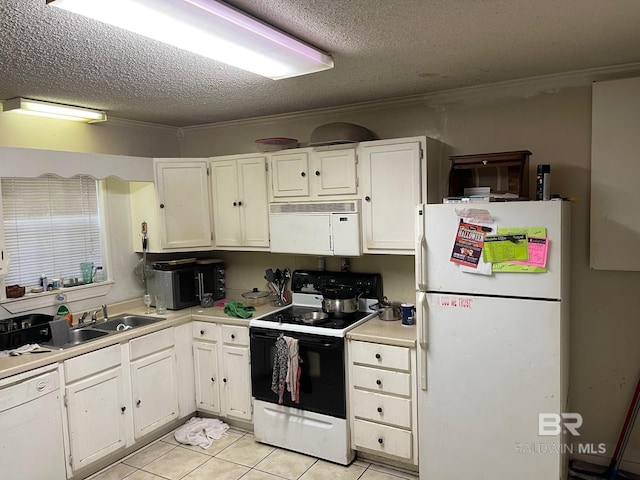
[375, 353, 381, 360]
[376, 379, 382, 386]
[377, 407, 383, 413]
[378, 437, 384, 445]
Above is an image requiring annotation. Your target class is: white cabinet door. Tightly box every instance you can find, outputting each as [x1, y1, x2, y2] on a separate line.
[65, 367, 128, 472]
[155, 159, 212, 249]
[193, 340, 221, 414]
[211, 155, 269, 249]
[221, 344, 251, 421]
[130, 349, 179, 439]
[211, 159, 241, 246]
[360, 139, 423, 253]
[270, 151, 310, 197]
[237, 157, 270, 247]
[313, 148, 357, 196]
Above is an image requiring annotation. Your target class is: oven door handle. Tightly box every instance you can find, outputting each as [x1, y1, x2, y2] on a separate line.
[250, 331, 342, 349]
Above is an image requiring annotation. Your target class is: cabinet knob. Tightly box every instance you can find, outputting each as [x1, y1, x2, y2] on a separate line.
[121, 406, 126, 413]
[233, 201, 237, 206]
[223, 378, 227, 383]
[200, 330, 205, 335]
[378, 437, 384, 445]
[315, 170, 320, 176]
[231, 334, 235, 339]
[238, 201, 242, 206]
[365, 196, 371, 202]
[159, 203, 165, 208]
[211, 377, 215, 382]
[376, 379, 382, 386]
[375, 353, 381, 360]
[377, 407, 383, 413]
[136, 399, 141, 407]
[301, 172, 306, 177]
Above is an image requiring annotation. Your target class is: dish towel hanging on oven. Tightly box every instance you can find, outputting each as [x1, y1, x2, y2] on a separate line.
[271, 334, 301, 404]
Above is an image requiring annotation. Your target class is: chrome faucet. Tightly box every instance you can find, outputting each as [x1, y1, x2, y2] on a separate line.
[91, 310, 99, 323]
[78, 311, 90, 326]
[101, 304, 109, 321]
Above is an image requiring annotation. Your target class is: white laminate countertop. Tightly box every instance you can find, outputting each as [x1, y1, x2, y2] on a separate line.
[0, 300, 285, 381]
[347, 318, 417, 348]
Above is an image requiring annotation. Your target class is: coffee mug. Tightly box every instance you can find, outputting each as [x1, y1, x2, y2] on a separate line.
[401, 303, 415, 326]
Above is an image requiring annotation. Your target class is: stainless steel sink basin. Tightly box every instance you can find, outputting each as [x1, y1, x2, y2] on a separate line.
[92, 314, 162, 332]
[46, 328, 110, 349]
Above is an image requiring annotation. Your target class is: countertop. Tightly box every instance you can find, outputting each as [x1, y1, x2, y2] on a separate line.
[0, 300, 286, 381]
[347, 318, 417, 348]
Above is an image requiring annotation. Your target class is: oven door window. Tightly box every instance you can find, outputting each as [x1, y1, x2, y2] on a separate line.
[250, 328, 346, 418]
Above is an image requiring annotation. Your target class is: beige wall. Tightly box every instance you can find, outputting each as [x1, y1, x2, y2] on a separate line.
[1, 79, 638, 468]
[181, 84, 640, 468]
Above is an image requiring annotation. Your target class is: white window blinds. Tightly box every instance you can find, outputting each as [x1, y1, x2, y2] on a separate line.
[1, 176, 102, 287]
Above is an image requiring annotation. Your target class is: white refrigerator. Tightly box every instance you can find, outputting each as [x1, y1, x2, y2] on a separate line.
[415, 201, 570, 480]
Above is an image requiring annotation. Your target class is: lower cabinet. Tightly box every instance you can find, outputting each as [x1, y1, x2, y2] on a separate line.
[193, 321, 252, 421]
[63, 345, 130, 474]
[62, 328, 179, 475]
[347, 339, 418, 466]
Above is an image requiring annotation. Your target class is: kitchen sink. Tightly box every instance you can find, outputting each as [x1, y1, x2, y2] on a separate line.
[92, 314, 163, 332]
[46, 328, 110, 349]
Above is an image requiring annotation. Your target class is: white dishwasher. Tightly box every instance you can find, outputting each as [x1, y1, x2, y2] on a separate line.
[0, 364, 67, 480]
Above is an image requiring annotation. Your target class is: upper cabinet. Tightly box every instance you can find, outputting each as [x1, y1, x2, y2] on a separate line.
[590, 77, 640, 271]
[269, 146, 358, 201]
[210, 154, 270, 250]
[359, 137, 441, 255]
[130, 159, 213, 253]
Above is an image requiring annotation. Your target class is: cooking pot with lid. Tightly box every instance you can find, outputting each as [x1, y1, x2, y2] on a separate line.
[321, 284, 359, 318]
[370, 298, 402, 321]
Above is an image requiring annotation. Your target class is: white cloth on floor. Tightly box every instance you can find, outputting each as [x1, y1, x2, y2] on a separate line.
[173, 417, 229, 449]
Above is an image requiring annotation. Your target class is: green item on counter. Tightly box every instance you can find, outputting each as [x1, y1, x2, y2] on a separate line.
[224, 300, 256, 319]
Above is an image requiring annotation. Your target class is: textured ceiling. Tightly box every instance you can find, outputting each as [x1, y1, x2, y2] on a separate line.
[1, 0, 640, 127]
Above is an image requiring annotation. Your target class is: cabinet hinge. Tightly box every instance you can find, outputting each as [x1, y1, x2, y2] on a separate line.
[63, 394, 68, 407]
[265, 163, 269, 172]
[211, 232, 214, 241]
[207, 166, 210, 176]
[420, 148, 424, 161]
[68, 455, 73, 467]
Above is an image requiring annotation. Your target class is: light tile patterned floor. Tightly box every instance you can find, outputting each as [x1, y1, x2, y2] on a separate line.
[88, 427, 418, 480]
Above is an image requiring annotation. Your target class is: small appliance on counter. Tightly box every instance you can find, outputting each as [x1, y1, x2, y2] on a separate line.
[146, 259, 225, 310]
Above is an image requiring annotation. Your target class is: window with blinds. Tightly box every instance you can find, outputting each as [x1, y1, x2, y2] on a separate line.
[1, 176, 103, 287]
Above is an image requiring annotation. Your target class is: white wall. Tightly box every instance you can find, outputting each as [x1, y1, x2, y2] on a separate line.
[180, 83, 640, 469]
[0, 78, 638, 470]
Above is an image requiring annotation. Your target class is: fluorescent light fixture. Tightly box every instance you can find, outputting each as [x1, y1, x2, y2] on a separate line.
[47, 0, 334, 80]
[2, 97, 107, 123]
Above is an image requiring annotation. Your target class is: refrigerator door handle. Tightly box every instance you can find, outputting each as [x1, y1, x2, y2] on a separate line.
[416, 291, 428, 390]
[415, 204, 427, 291]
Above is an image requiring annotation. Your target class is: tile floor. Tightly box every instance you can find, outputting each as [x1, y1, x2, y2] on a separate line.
[88, 426, 418, 480]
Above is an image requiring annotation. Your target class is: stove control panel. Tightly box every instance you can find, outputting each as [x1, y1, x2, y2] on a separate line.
[290, 270, 382, 300]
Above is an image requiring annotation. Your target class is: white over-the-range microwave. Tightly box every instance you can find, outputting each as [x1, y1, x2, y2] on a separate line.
[268, 201, 361, 256]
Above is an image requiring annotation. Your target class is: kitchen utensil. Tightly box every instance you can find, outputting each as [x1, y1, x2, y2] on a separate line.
[370, 298, 403, 321]
[321, 284, 359, 318]
[133, 222, 155, 287]
[301, 311, 329, 325]
[242, 288, 271, 307]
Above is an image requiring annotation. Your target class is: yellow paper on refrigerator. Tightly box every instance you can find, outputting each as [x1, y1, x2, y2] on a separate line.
[482, 234, 528, 263]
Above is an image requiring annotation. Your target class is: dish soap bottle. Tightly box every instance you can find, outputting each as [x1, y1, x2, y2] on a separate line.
[55, 293, 73, 327]
[94, 266, 105, 282]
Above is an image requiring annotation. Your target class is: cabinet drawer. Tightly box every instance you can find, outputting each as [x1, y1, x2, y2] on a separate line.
[221, 325, 249, 346]
[351, 341, 410, 371]
[351, 364, 411, 396]
[351, 389, 411, 429]
[130, 328, 174, 360]
[193, 321, 219, 342]
[65, 344, 121, 383]
[353, 418, 412, 460]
